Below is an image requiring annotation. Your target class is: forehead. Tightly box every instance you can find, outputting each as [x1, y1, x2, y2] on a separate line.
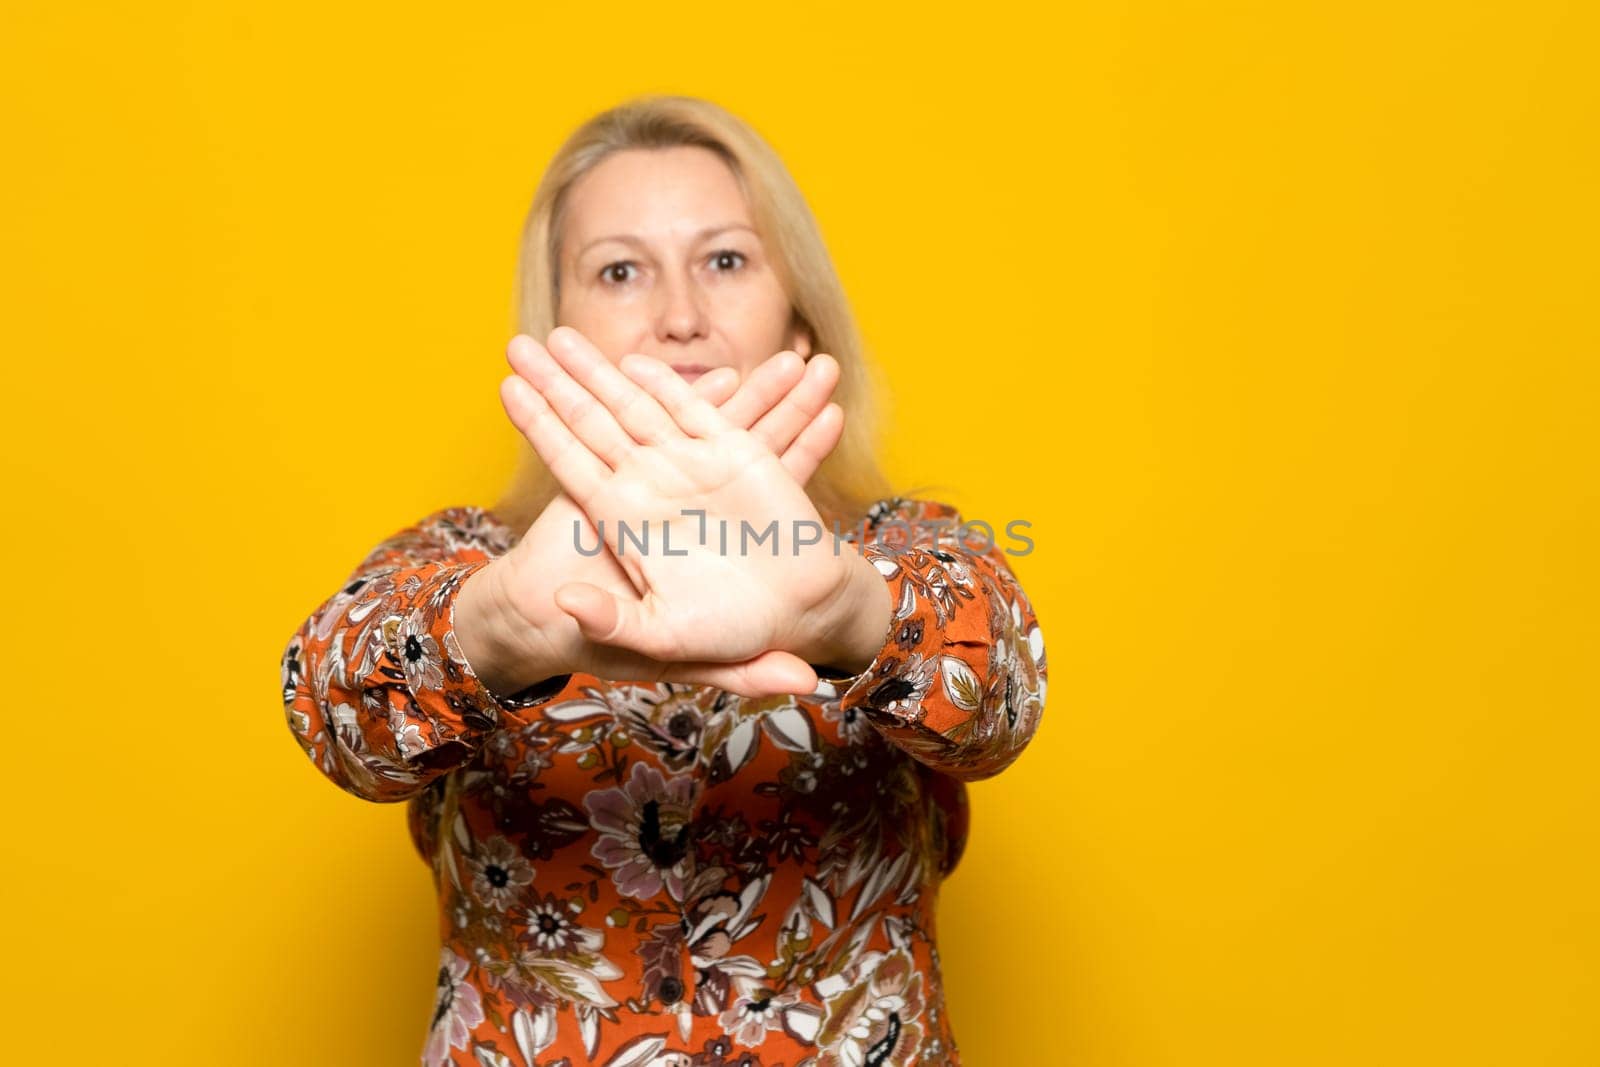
[563, 146, 752, 251]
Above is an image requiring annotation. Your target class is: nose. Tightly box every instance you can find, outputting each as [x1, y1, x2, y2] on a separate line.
[654, 270, 709, 345]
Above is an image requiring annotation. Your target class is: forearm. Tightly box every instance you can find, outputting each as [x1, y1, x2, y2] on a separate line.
[282, 506, 582, 804]
[284, 557, 506, 802]
[830, 496, 1049, 781]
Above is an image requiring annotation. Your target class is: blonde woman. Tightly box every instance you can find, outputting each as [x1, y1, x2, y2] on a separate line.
[281, 94, 1047, 1067]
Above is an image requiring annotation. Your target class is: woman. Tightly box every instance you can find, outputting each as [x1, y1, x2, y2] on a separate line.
[281, 94, 1047, 1067]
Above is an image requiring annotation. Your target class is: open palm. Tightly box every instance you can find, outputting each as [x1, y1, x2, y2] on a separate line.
[496, 331, 850, 696]
[502, 327, 858, 688]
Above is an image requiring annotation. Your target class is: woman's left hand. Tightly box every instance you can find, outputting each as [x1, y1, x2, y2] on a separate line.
[501, 326, 890, 691]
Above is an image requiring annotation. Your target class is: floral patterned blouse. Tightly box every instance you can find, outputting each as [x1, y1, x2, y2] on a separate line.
[280, 495, 1047, 1067]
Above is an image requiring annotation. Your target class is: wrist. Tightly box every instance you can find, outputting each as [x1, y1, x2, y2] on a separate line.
[809, 550, 893, 675]
[455, 561, 564, 697]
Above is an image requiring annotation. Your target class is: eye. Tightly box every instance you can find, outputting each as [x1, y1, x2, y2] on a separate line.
[599, 260, 638, 286]
[709, 249, 747, 272]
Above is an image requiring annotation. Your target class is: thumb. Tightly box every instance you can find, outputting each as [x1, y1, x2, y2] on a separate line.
[552, 582, 629, 645]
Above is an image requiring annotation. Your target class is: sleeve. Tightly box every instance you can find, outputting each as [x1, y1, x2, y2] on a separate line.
[829, 496, 1048, 782]
[279, 505, 573, 803]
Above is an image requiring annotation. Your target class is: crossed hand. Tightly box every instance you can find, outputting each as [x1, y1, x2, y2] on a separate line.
[467, 326, 884, 701]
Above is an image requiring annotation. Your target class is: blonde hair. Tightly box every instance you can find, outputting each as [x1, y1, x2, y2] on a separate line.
[491, 94, 906, 535]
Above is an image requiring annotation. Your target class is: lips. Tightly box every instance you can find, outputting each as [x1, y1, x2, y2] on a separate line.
[670, 364, 710, 381]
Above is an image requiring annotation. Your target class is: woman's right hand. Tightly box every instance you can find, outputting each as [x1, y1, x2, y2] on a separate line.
[456, 343, 846, 699]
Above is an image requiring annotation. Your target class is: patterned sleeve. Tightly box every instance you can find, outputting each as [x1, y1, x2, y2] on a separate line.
[829, 496, 1048, 782]
[279, 505, 572, 803]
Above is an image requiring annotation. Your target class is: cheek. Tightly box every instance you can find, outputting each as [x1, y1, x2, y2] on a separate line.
[717, 295, 800, 376]
[557, 302, 644, 360]
[715, 284, 794, 342]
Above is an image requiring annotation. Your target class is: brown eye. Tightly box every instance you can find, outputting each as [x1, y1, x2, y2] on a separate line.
[601, 262, 637, 285]
[710, 249, 746, 272]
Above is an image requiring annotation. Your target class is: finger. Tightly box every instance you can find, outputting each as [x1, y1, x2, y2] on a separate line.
[779, 401, 846, 486]
[716, 350, 806, 430]
[616, 353, 731, 439]
[546, 326, 682, 446]
[750, 353, 842, 456]
[507, 334, 635, 471]
[657, 651, 821, 699]
[692, 366, 740, 406]
[498, 374, 610, 506]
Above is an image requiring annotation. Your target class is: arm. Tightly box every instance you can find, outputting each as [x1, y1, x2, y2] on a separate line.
[825, 496, 1048, 782]
[279, 506, 572, 803]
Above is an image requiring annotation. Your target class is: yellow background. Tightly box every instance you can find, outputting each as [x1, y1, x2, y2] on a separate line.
[4, 1, 1595, 1063]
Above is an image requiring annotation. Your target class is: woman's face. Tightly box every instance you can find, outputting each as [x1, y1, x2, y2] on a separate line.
[554, 145, 812, 384]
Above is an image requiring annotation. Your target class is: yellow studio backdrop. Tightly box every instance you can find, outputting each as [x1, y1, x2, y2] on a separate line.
[3, 1, 1595, 1063]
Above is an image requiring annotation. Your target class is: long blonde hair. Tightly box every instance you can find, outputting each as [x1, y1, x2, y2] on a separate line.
[491, 94, 906, 535]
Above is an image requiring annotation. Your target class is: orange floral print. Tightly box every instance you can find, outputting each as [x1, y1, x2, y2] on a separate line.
[280, 495, 1047, 1066]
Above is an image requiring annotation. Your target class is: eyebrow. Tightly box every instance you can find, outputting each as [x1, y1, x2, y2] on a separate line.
[575, 222, 758, 260]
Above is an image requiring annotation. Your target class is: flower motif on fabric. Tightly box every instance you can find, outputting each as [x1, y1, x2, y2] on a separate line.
[390, 607, 445, 691]
[857, 651, 940, 723]
[516, 891, 604, 957]
[814, 946, 927, 1066]
[468, 835, 536, 911]
[424, 948, 485, 1067]
[719, 987, 821, 1048]
[613, 683, 718, 773]
[584, 761, 699, 901]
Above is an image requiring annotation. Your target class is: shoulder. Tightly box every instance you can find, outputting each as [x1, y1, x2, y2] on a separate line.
[862, 495, 963, 526]
[362, 504, 517, 565]
[854, 495, 966, 546]
[422, 504, 518, 553]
